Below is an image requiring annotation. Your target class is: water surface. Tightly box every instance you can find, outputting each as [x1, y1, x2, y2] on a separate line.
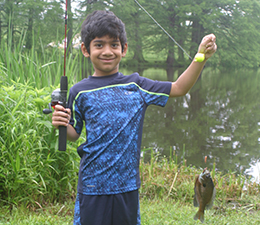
[121, 66, 260, 177]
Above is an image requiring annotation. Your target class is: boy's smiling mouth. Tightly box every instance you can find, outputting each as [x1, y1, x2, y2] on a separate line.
[99, 57, 116, 62]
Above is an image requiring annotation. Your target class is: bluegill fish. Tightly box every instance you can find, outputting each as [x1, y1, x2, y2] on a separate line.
[193, 168, 216, 223]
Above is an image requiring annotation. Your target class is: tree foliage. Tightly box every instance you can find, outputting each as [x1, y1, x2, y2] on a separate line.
[0, 0, 260, 69]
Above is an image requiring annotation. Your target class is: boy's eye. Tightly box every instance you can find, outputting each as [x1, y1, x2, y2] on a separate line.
[93, 42, 120, 49]
[112, 43, 119, 48]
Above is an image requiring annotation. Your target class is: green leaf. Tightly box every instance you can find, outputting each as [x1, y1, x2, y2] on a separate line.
[16, 152, 21, 173]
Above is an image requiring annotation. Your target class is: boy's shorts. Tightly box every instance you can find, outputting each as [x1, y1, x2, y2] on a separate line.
[73, 189, 140, 225]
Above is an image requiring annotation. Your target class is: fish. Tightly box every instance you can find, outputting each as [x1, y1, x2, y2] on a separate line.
[193, 168, 216, 223]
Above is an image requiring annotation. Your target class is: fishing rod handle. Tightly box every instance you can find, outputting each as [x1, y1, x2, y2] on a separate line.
[59, 76, 68, 151]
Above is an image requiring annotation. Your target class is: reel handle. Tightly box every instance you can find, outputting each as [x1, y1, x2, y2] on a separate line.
[43, 103, 52, 114]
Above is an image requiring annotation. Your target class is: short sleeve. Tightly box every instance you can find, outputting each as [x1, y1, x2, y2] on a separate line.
[138, 76, 172, 106]
[67, 88, 83, 135]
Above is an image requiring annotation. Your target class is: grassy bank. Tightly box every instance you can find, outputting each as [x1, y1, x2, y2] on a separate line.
[1, 154, 260, 224]
[1, 163, 260, 224]
[2, 197, 260, 225]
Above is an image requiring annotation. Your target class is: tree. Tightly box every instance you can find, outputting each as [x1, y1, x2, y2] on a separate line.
[113, 0, 147, 63]
[40, 0, 64, 47]
[1, 0, 260, 69]
[215, 0, 260, 69]
[22, 0, 45, 50]
[1, 0, 22, 46]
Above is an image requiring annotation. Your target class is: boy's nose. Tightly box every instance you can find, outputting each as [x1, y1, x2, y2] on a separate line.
[102, 45, 113, 55]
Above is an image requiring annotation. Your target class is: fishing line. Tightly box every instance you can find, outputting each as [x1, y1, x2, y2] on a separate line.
[134, 0, 193, 61]
[63, 0, 68, 76]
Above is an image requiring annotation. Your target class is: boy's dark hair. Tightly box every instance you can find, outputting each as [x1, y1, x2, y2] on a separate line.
[81, 10, 127, 54]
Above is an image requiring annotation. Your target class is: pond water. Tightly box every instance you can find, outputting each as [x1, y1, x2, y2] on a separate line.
[121, 66, 260, 178]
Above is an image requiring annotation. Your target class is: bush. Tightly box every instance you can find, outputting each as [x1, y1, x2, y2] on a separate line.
[0, 81, 80, 207]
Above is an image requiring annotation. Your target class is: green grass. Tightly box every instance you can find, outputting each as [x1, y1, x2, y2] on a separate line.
[1, 153, 260, 224]
[0, 30, 90, 89]
[140, 198, 260, 224]
[0, 202, 74, 225]
[2, 197, 260, 225]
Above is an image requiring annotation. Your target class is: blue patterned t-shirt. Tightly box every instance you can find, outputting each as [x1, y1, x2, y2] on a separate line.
[67, 72, 172, 195]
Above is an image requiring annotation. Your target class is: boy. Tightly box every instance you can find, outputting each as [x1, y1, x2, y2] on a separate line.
[52, 10, 217, 225]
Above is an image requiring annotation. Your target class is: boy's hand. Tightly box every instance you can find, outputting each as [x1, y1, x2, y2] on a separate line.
[197, 34, 217, 61]
[52, 104, 71, 129]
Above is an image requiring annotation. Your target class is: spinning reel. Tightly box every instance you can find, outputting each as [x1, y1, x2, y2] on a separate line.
[43, 76, 68, 151]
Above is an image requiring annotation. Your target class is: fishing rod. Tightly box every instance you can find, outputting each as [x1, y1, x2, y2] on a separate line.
[59, 0, 68, 151]
[43, 0, 68, 151]
[134, 0, 193, 61]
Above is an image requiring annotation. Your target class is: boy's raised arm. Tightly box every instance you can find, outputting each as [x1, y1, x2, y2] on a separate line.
[169, 34, 217, 98]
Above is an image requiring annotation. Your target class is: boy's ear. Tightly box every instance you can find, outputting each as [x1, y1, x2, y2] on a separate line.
[122, 43, 128, 57]
[81, 42, 90, 57]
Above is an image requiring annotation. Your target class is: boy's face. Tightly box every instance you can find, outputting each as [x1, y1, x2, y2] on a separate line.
[81, 35, 128, 77]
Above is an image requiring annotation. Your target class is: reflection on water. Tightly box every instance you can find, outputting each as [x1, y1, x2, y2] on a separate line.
[122, 66, 260, 175]
[245, 161, 260, 183]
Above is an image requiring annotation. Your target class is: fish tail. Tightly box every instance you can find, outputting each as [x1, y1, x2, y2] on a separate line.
[194, 211, 204, 223]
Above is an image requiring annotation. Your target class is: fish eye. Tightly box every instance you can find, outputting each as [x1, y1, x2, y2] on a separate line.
[203, 183, 206, 187]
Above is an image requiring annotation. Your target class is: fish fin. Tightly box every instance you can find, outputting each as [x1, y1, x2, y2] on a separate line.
[194, 211, 204, 223]
[193, 194, 199, 207]
[199, 173, 204, 183]
[206, 187, 216, 210]
[194, 177, 201, 207]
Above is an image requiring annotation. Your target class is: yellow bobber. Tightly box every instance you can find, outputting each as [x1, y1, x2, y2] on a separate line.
[194, 53, 205, 62]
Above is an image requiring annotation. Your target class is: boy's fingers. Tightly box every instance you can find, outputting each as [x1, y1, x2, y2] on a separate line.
[202, 34, 216, 47]
[203, 33, 216, 42]
[198, 34, 217, 59]
[52, 115, 70, 128]
[54, 105, 71, 116]
[54, 104, 65, 112]
[206, 41, 217, 53]
[66, 108, 71, 116]
[52, 105, 71, 128]
[54, 110, 71, 120]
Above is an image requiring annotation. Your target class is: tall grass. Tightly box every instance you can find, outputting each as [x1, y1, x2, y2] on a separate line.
[0, 81, 82, 207]
[0, 30, 90, 89]
[0, 32, 88, 207]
